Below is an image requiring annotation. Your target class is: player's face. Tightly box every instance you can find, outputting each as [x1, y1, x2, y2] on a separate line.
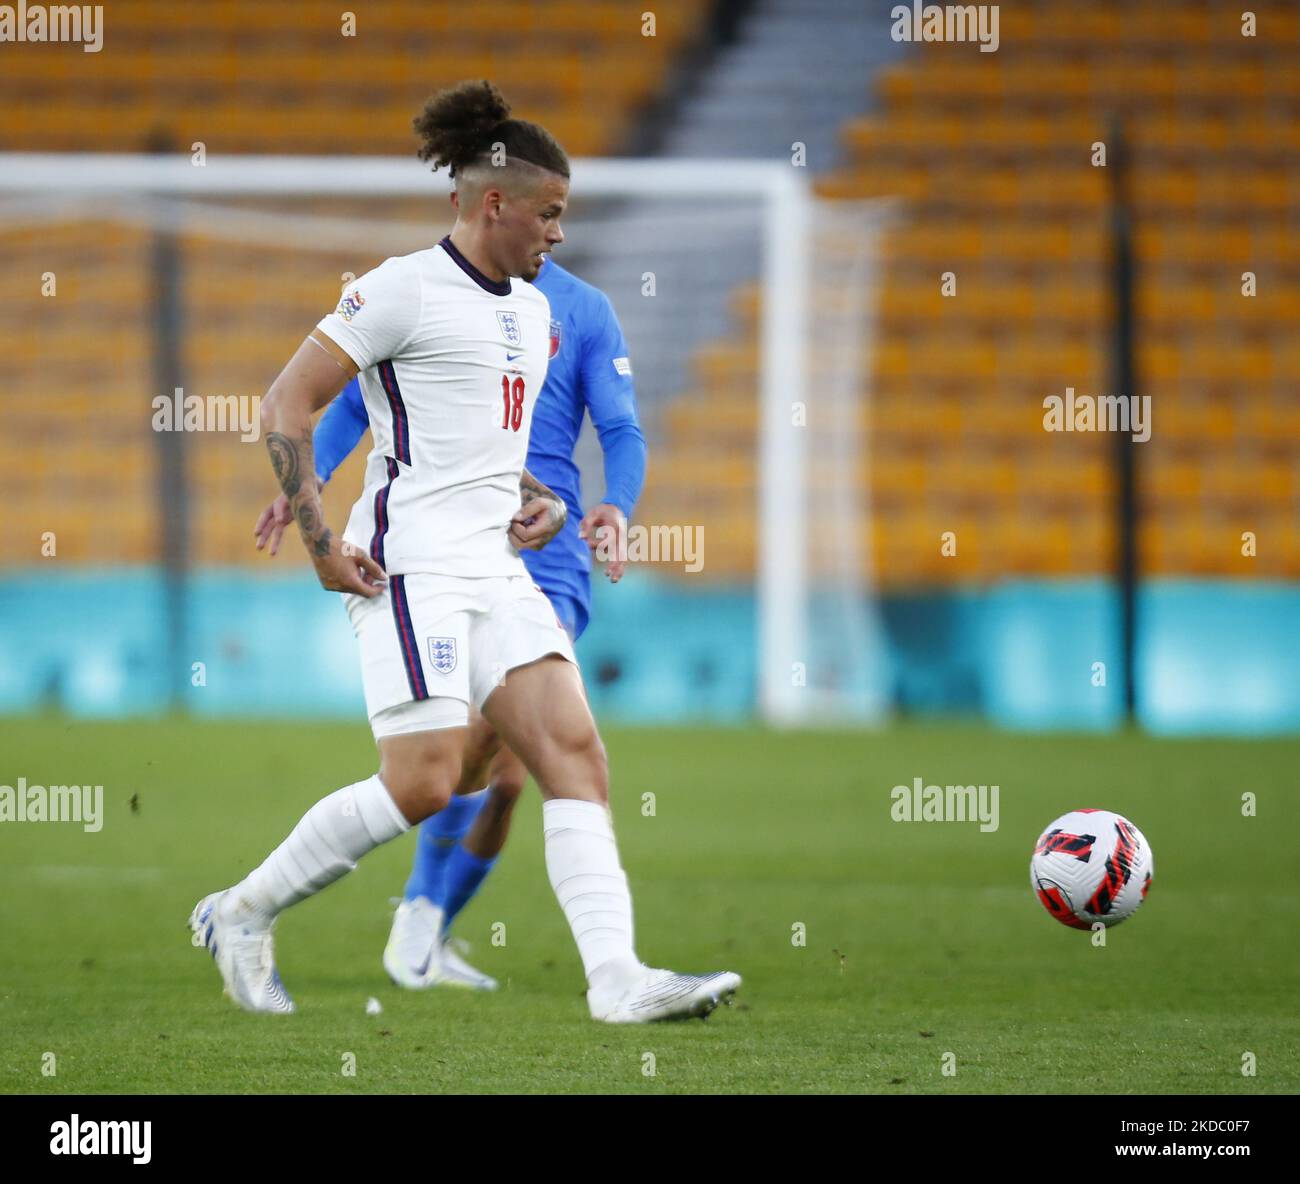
[500, 174, 568, 281]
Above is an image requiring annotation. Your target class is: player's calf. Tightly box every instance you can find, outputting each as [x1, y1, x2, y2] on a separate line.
[453, 708, 505, 798]
[462, 747, 527, 859]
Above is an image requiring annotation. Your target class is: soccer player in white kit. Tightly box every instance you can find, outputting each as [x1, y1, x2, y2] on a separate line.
[189, 81, 740, 1023]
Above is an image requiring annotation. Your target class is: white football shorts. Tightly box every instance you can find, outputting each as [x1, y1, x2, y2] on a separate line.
[344, 572, 577, 739]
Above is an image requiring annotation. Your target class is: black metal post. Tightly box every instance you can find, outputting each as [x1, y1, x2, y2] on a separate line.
[1108, 117, 1138, 724]
[148, 134, 188, 711]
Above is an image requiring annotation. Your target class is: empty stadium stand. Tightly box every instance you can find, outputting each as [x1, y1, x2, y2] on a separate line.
[638, 0, 1300, 583]
[3, 0, 1296, 590]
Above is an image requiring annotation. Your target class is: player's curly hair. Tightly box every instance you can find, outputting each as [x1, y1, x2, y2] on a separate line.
[413, 80, 569, 180]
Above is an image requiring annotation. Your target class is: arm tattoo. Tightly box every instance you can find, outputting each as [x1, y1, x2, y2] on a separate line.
[294, 501, 324, 539]
[266, 432, 302, 498]
[520, 467, 546, 503]
[520, 467, 567, 530]
[310, 527, 334, 558]
[266, 427, 331, 556]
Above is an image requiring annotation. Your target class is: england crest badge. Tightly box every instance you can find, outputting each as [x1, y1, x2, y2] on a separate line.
[427, 637, 457, 675]
[496, 311, 522, 345]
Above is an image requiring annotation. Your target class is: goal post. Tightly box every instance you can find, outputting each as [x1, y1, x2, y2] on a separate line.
[1, 152, 890, 725]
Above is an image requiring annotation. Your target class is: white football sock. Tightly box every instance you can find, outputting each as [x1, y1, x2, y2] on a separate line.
[230, 775, 409, 924]
[543, 798, 642, 990]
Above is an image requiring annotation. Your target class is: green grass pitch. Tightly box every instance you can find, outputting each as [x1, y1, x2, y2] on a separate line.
[1, 716, 1296, 1094]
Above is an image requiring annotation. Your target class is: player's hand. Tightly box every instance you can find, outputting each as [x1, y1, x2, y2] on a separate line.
[579, 503, 628, 583]
[310, 534, 387, 597]
[510, 496, 566, 551]
[254, 493, 294, 555]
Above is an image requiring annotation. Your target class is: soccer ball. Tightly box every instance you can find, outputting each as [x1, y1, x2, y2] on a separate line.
[1030, 809, 1153, 930]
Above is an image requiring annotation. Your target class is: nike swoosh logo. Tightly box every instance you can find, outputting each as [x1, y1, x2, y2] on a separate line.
[506, 352, 523, 361]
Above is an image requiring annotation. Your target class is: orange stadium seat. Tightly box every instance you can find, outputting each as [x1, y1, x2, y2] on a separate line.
[637, 0, 1298, 585]
[0, 1, 708, 568]
[6, 0, 1297, 583]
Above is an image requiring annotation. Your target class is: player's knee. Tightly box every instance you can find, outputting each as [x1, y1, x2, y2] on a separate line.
[380, 759, 457, 823]
[487, 769, 526, 810]
[399, 778, 456, 823]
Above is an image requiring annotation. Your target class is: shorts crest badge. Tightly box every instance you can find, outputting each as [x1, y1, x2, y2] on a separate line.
[427, 637, 457, 675]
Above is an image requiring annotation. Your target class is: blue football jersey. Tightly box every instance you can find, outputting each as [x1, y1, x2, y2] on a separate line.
[522, 256, 643, 622]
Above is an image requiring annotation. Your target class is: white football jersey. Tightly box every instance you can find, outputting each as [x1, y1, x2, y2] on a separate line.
[316, 237, 552, 578]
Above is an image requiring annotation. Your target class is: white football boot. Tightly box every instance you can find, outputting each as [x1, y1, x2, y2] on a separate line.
[588, 968, 742, 1023]
[188, 890, 295, 1014]
[436, 936, 499, 991]
[383, 898, 499, 991]
[382, 897, 445, 988]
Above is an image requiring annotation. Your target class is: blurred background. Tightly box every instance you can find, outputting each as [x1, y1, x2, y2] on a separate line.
[2, 0, 1297, 735]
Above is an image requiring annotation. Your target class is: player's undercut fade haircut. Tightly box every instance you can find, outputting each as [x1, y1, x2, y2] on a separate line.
[413, 79, 570, 183]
